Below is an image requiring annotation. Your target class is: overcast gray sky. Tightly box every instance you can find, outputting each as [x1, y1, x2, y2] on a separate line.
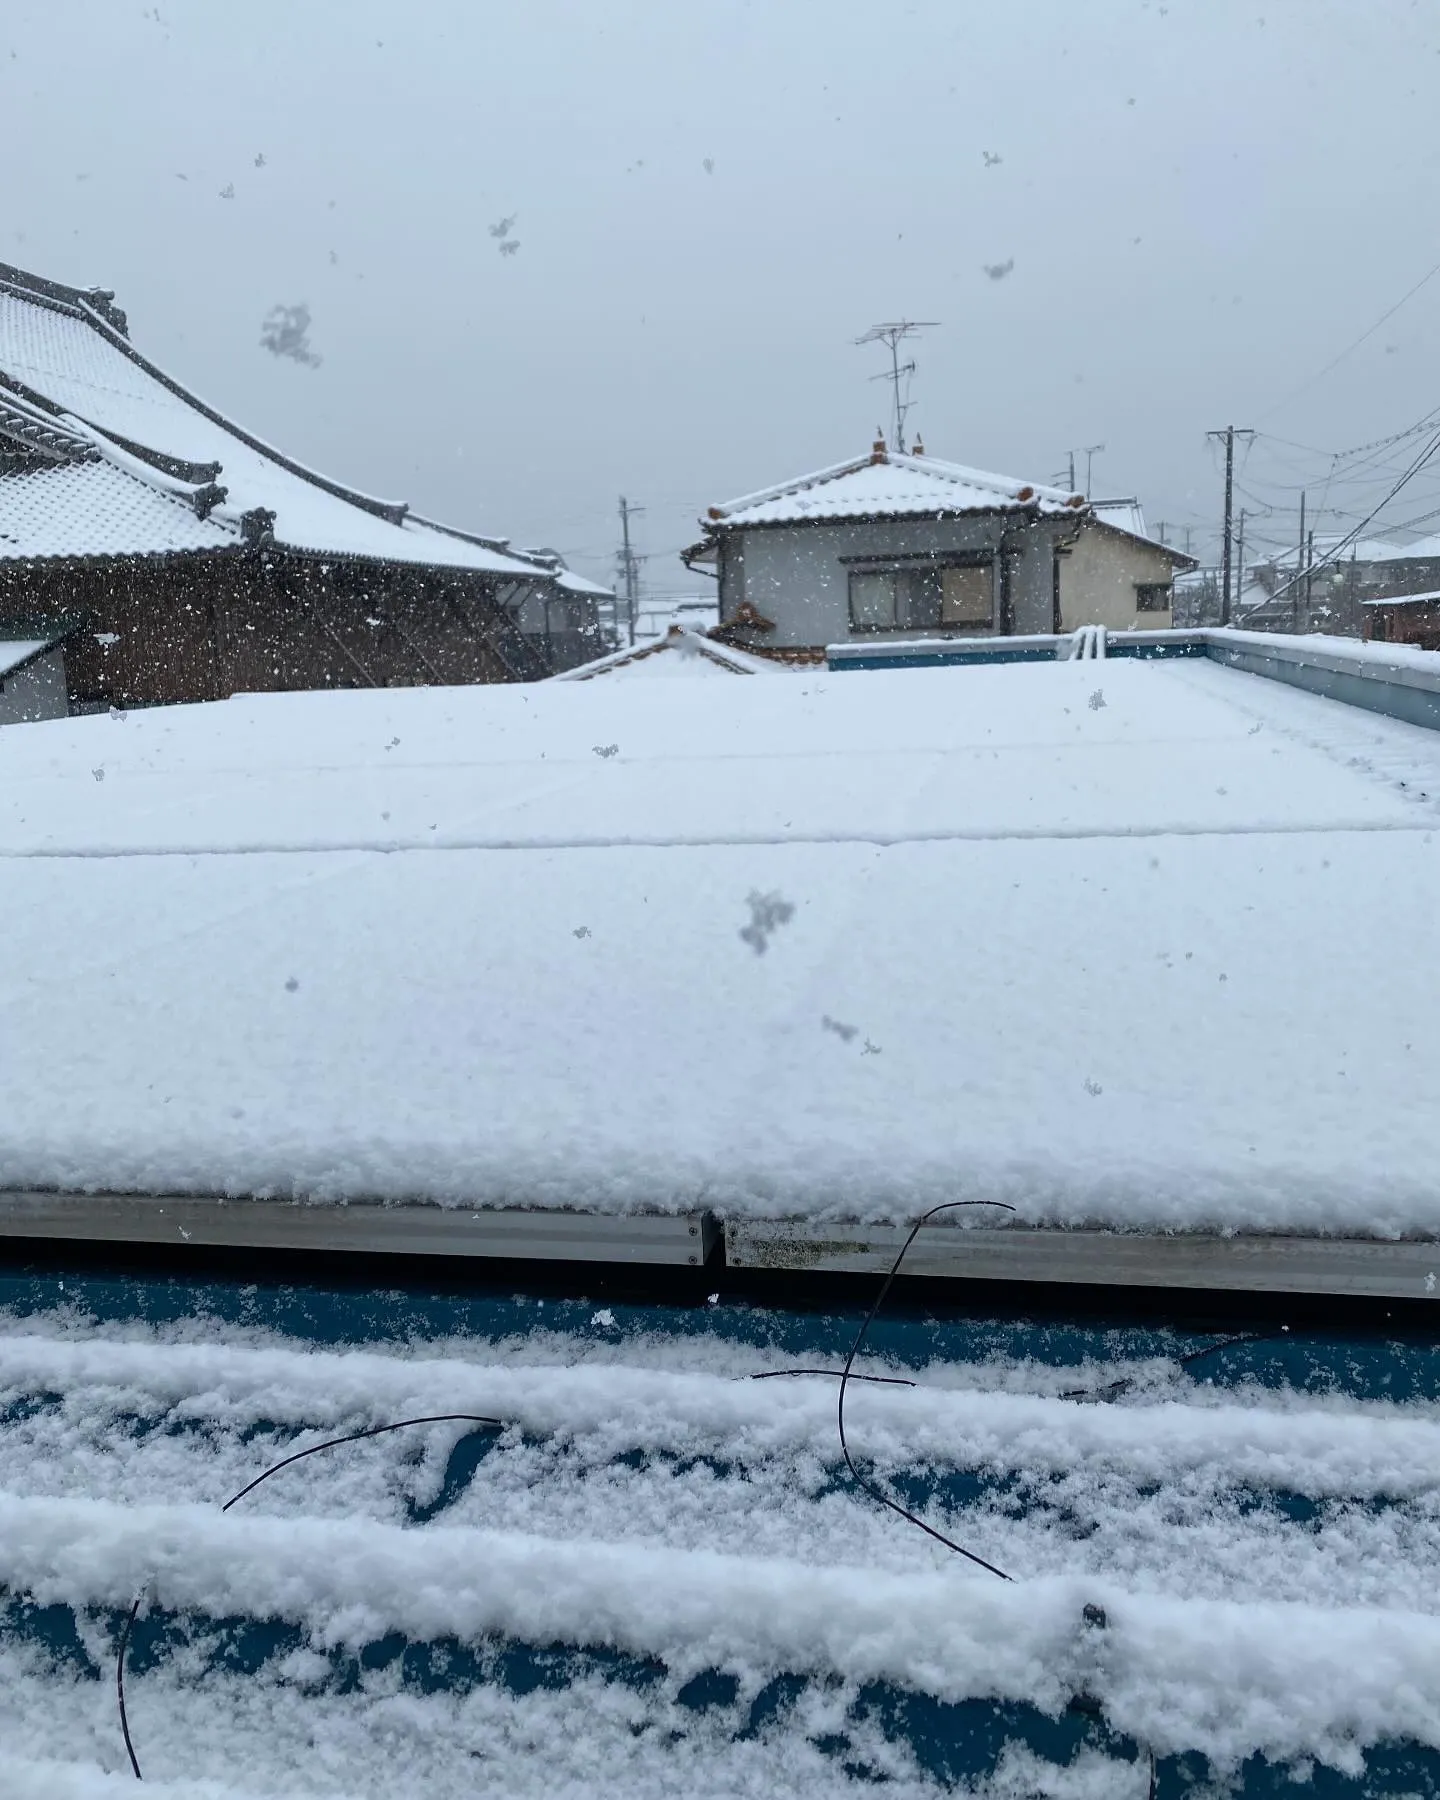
[5, 0, 1440, 589]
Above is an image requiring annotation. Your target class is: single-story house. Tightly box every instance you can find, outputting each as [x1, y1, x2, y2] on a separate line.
[0, 623, 73, 725]
[0, 262, 609, 707]
[1362, 587, 1440, 651]
[681, 440, 1193, 656]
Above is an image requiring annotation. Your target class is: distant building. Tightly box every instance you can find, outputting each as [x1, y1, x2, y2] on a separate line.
[682, 441, 1192, 657]
[0, 263, 609, 709]
[1232, 534, 1440, 638]
[1362, 588, 1440, 652]
[0, 626, 72, 725]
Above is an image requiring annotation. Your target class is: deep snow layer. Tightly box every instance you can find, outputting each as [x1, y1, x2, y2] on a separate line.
[2, 655, 1439, 1230]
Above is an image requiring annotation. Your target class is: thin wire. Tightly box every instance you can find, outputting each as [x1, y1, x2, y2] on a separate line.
[837, 1199, 1017, 1580]
[118, 1413, 508, 1777]
[1244, 424, 1440, 613]
[117, 1589, 145, 1779]
[1059, 1328, 1292, 1403]
[1257, 254, 1440, 421]
[219, 1414, 505, 1512]
[750, 1368, 916, 1387]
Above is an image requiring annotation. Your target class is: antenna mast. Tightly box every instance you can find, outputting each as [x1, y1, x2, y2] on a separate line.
[855, 320, 938, 453]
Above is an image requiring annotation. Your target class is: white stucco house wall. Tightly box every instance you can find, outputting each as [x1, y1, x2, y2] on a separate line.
[683, 443, 1193, 656]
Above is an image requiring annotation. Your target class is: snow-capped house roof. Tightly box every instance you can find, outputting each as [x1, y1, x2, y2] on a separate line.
[551, 624, 779, 681]
[0, 264, 548, 579]
[703, 444, 1089, 530]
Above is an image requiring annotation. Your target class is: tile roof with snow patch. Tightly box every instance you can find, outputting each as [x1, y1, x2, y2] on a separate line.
[0, 264, 548, 578]
[0, 454, 240, 561]
[705, 448, 1088, 528]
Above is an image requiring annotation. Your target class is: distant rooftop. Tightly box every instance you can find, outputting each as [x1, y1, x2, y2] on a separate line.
[704, 445, 1087, 529]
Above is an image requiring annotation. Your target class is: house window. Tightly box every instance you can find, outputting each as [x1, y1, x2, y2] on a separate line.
[1135, 583, 1171, 612]
[848, 561, 993, 632]
[941, 564, 993, 626]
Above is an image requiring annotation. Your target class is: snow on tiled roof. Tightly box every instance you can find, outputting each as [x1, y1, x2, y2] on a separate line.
[0, 272, 544, 578]
[707, 450, 1085, 528]
[0, 456, 240, 562]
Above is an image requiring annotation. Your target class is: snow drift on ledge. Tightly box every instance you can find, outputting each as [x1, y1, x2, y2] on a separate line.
[2, 653, 1439, 1236]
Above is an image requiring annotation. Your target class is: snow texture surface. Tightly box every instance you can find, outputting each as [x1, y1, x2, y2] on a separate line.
[4, 1299, 1440, 1794]
[1, 654, 1439, 1232]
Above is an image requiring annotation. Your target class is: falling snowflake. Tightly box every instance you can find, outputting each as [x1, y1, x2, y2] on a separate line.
[260, 303, 321, 368]
[489, 214, 517, 240]
[821, 1015, 858, 1042]
[219, 183, 235, 200]
[740, 890, 794, 955]
[573, 926, 592, 939]
[254, 152, 266, 168]
[982, 150, 1002, 166]
[284, 977, 300, 993]
[91, 767, 104, 782]
[983, 259, 1015, 281]
[1088, 688, 1106, 710]
[592, 744, 619, 759]
[498, 239, 521, 256]
[702, 157, 715, 175]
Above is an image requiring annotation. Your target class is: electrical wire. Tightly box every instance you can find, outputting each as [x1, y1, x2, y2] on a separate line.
[1257, 254, 1440, 422]
[836, 1199, 1017, 1579]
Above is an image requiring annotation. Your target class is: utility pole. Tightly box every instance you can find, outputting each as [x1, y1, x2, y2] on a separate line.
[1060, 444, 1104, 495]
[1234, 509, 1245, 613]
[1182, 525, 1193, 557]
[616, 496, 645, 647]
[855, 321, 938, 453]
[1295, 490, 1306, 633]
[1305, 528, 1315, 631]
[1156, 520, 1168, 546]
[1208, 425, 1253, 626]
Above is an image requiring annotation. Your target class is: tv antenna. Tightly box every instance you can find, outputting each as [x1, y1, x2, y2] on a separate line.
[855, 320, 938, 454]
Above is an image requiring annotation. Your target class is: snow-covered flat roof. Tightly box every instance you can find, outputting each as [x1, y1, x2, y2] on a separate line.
[1, 655, 1438, 1234]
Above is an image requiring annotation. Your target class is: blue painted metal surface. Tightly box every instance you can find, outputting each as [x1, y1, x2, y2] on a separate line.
[4, 1269, 1440, 1794]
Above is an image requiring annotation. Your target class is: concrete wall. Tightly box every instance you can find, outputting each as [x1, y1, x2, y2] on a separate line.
[0, 646, 67, 725]
[1058, 523, 1176, 631]
[720, 514, 1071, 647]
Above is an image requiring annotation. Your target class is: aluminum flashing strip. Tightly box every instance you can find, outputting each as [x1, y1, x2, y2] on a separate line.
[0, 1192, 718, 1266]
[726, 1221, 1440, 1300]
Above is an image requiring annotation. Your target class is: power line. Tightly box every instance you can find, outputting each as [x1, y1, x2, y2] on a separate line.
[1247, 422, 1440, 614]
[1257, 253, 1440, 421]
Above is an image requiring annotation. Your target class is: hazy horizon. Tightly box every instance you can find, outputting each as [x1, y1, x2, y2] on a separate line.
[6, 0, 1439, 593]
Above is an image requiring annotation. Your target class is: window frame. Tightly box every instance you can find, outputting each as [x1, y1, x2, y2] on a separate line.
[1134, 582, 1172, 613]
[843, 553, 996, 634]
